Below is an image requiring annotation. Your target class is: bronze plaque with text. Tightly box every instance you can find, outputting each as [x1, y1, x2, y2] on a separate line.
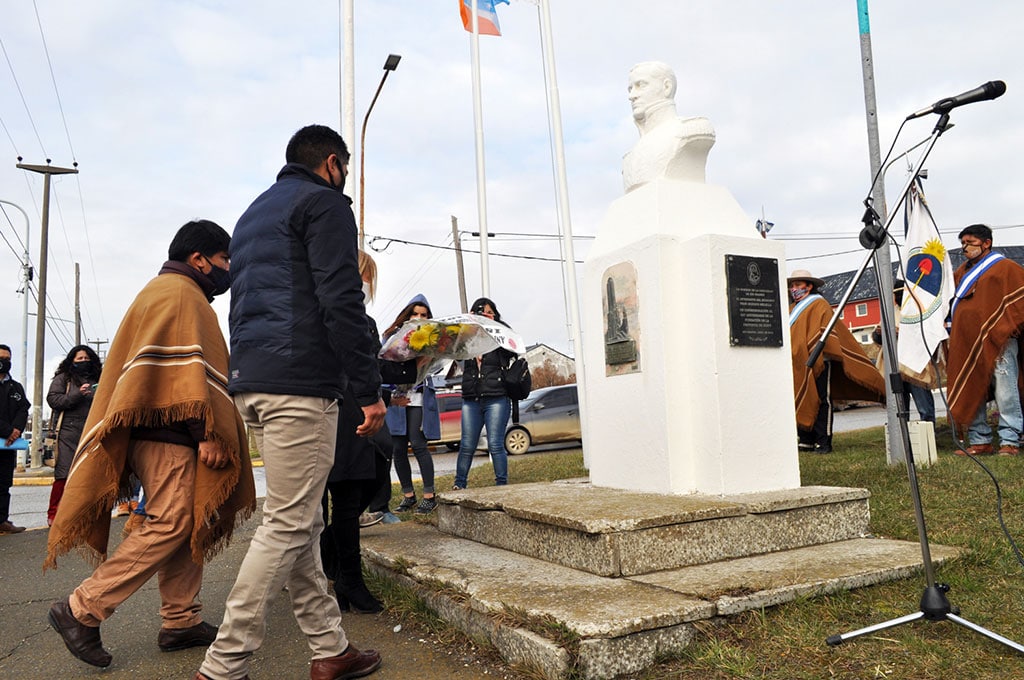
[725, 255, 783, 347]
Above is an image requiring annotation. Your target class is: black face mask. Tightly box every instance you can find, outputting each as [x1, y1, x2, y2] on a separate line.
[71, 362, 91, 376]
[205, 264, 231, 297]
[331, 158, 347, 193]
[0, 358, 10, 374]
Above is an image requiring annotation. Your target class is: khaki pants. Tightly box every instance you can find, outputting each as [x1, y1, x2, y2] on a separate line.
[200, 393, 345, 680]
[70, 440, 202, 629]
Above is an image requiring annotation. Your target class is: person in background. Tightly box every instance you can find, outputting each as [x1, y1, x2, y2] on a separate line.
[45, 220, 255, 669]
[787, 270, 886, 454]
[383, 294, 442, 514]
[0, 343, 29, 534]
[946, 224, 1024, 456]
[452, 297, 517, 490]
[45, 345, 103, 526]
[199, 124, 385, 680]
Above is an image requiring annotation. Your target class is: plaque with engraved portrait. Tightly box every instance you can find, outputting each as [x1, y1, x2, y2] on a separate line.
[725, 255, 783, 347]
[602, 261, 641, 375]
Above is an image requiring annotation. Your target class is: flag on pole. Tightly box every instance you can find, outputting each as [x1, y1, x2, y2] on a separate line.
[460, 0, 509, 36]
[898, 179, 953, 374]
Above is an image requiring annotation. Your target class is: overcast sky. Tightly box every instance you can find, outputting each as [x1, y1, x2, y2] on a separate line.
[1, 1, 1021, 406]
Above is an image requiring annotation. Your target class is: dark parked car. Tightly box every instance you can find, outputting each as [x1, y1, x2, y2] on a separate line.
[480, 384, 582, 455]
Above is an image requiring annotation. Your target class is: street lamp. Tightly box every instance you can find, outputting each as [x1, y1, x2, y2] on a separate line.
[0, 200, 30, 387]
[358, 53, 401, 250]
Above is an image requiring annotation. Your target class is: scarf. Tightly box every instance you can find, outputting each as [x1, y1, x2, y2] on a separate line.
[45, 270, 255, 569]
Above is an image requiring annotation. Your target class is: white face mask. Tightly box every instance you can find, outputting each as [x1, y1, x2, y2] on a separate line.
[361, 281, 372, 304]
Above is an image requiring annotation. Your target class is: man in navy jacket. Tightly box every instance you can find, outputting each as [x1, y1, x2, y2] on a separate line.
[199, 125, 385, 680]
[0, 343, 29, 534]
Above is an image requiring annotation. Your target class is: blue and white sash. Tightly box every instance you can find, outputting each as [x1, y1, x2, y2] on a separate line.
[789, 294, 824, 327]
[950, 251, 1004, 320]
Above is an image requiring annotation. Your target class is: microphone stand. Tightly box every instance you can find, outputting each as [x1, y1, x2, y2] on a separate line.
[817, 111, 1024, 653]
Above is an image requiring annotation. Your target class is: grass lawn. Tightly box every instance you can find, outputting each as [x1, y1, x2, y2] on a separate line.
[390, 421, 1024, 679]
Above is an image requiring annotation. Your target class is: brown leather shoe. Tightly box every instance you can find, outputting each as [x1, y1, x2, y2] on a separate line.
[48, 598, 112, 668]
[309, 644, 382, 680]
[999, 445, 1020, 456]
[0, 520, 26, 534]
[158, 621, 218, 651]
[958, 443, 994, 456]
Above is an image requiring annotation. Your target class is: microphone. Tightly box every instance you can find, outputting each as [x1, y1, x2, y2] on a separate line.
[906, 80, 1007, 119]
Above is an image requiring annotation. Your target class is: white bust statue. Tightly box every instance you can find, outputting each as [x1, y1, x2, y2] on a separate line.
[622, 61, 715, 193]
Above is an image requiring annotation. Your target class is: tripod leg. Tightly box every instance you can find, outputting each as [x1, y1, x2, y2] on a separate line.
[946, 613, 1024, 654]
[826, 612, 925, 647]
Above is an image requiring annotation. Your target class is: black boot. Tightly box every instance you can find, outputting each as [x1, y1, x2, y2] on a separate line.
[334, 577, 383, 614]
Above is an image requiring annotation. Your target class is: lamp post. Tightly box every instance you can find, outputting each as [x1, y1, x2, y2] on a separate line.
[358, 53, 401, 250]
[0, 199, 30, 388]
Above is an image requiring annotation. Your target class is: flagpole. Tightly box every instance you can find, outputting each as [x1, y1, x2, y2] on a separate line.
[536, 0, 588, 457]
[470, 0, 491, 296]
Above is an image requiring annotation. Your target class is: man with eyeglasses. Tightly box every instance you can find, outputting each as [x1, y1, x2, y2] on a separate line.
[946, 224, 1024, 456]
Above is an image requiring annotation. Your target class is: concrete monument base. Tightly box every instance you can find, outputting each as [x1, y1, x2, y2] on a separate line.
[360, 481, 960, 680]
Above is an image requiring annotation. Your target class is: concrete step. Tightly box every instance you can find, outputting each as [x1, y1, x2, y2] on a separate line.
[440, 479, 872, 576]
[361, 519, 960, 680]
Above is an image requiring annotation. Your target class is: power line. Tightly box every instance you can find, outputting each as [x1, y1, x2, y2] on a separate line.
[0, 34, 47, 158]
[367, 233, 583, 264]
[32, 0, 76, 162]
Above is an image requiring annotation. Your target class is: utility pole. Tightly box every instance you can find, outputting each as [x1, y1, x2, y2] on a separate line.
[88, 338, 109, 360]
[855, 1, 902, 463]
[17, 160, 78, 468]
[451, 216, 468, 313]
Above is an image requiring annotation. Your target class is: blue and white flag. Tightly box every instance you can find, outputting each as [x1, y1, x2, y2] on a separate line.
[898, 180, 953, 374]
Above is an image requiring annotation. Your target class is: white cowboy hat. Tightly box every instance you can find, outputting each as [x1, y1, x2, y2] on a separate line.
[786, 269, 825, 288]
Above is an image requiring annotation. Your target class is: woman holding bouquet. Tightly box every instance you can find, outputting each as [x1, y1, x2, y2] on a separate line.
[452, 297, 517, 490]
[382, 294, 442, 514]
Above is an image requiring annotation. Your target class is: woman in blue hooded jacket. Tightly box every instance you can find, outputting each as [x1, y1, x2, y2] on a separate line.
[382, 295, 442, 513]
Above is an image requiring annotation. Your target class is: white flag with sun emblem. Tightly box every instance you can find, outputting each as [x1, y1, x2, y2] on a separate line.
[898, 181, 953, 374]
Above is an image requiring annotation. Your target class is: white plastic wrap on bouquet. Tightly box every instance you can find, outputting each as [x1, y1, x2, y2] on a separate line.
[379, 313, 525, 387]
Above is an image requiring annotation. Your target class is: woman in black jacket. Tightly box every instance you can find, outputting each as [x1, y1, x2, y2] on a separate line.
[45, 345, 102, 525]
[452, 297, 516, 490]
[320, 251, 413, 612]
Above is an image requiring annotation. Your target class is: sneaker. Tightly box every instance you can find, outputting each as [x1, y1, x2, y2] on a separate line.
[415, 497, 438, 514]
[358, 511, 384, 528]
[0, 521, 26, 534]
[797, 442, 814, 452]
[379, 511, 402, 524]
[813, 443, 833, 454]
[394, 495, 418, 513]
[112, 502, 132, 518]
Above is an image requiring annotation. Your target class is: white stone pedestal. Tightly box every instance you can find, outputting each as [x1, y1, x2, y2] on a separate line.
[582, 179, 801, 495]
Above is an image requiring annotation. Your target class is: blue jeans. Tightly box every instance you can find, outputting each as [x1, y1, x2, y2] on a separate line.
[907, 383, 935, 423]
[968, 339, 1024, 446]
[454, 396, 510, 489]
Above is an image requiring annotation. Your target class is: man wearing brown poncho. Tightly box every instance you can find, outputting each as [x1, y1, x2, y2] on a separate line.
[947, 224, 1024, 456]
[788, 270, 886, 453]
[45, 220, 255, 669]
